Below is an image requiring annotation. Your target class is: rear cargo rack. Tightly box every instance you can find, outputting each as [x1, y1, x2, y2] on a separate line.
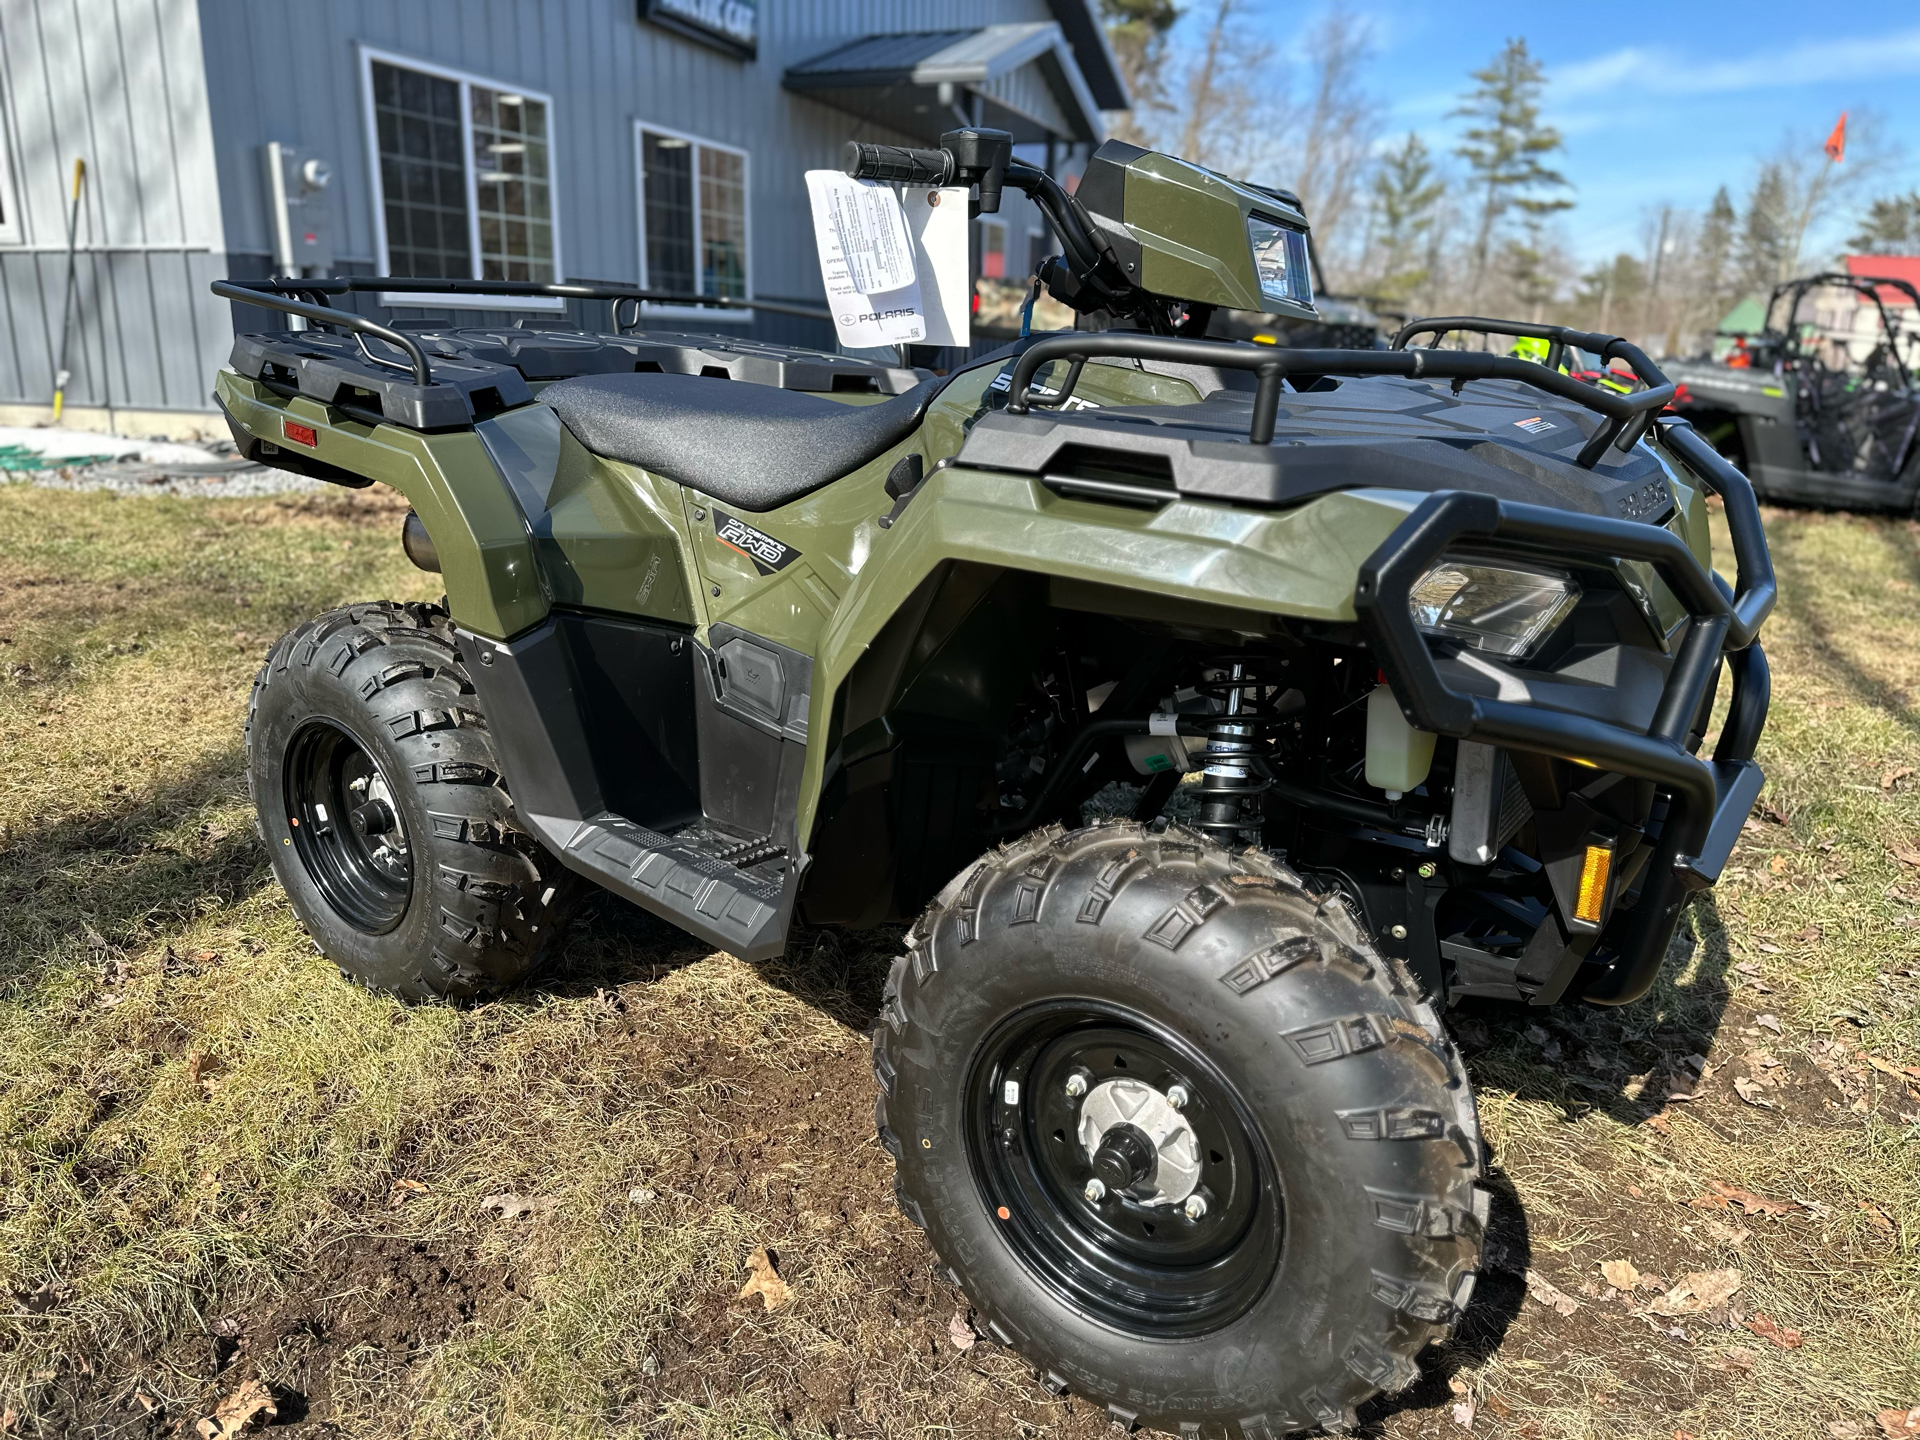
[1004, 323, 1677, 470]
[211, 278, 905, 433]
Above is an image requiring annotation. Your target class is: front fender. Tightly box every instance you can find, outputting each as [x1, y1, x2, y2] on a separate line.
[797, 473, 1423, 841]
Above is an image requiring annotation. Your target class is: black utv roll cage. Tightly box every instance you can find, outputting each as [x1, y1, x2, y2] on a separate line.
[1006, 318, 1773, 1007]
[1752, 272, 1920, 383]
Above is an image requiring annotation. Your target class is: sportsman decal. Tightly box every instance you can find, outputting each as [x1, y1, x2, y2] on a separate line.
[713, 509, 800, 577]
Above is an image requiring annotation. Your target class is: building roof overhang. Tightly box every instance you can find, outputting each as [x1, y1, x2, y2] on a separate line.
[784, 22, 1108, 146]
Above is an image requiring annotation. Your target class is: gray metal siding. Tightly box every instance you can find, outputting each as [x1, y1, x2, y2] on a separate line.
[0, 0, 232, 410]
[200, 0, 1071, 313]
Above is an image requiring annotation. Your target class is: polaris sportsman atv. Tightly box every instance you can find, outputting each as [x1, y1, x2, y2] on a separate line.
[211, 129, 1774, 1436]
[1666, 271, 1920, 511]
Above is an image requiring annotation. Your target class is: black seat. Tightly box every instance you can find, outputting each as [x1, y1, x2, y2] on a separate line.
[542, 371, 940, 511]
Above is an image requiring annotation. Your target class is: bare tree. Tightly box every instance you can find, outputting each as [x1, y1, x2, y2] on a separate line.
[1275, 14, 1379, 283]
[1097, 0, 1184, 146]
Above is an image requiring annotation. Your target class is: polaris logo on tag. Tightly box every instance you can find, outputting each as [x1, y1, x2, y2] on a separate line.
[1513, 415, 1555, 435]
[714, 510, 799, 576]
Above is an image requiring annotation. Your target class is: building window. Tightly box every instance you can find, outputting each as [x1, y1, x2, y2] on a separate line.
[360, 48, 561, 305]
[637, 125, 750, 311]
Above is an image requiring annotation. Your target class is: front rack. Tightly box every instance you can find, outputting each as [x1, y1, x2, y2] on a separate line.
[1004, 326, 1677, 469]
[1353, 413, 1776, 1005]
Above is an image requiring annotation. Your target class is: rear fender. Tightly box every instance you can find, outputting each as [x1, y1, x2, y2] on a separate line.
[216, 371, 546, 638]
[796, 472, 1422, 842]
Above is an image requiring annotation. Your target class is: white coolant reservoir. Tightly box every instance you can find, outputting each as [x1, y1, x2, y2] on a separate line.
[1365, 682, 1435, 800]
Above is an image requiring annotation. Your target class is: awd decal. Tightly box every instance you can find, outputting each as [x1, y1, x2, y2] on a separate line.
[713, 509, 799, 577]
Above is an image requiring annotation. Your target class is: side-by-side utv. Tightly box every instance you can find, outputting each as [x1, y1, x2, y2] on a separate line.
[1665, 271, 1920, 511]
[211, 129, 1774, 1436]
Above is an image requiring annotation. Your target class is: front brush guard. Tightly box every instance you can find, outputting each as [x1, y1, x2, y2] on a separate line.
[1354, 415, 1776, 1006]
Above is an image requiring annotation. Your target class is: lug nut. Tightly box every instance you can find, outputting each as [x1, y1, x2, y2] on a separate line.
[1418, 862, 1437, 879]
[1064, 1072, 1089, 1099]
[1184, 1193, 1209, 1221]
[1389, 923, 1408, 939]
[1165, 1084, 1190, 1110]
[1083, 1178, 1107, 1203]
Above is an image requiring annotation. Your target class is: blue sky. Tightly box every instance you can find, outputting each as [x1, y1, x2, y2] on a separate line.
[1238, 1, 1920, 267]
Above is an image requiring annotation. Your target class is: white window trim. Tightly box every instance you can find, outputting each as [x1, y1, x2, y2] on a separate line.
[357, 44, 565, 310]
[0, 114, 23, 244]
[634, 120, 752, 323]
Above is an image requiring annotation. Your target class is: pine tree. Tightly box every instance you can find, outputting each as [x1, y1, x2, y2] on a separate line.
[1367, 132, 1444, 302]
[1451, 38, 1573, 306]
[1695, 186, 1737, 308]
[1736, 164, 1791, 300]
[1847, 191, 1920, 254]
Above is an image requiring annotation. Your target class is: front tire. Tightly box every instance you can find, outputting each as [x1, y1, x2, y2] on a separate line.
[874, 822, 1484, 1435]
[247, 601, 586, 1001]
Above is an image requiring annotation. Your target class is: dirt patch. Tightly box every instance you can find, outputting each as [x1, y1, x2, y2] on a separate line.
[30, 1234, 515, 1439]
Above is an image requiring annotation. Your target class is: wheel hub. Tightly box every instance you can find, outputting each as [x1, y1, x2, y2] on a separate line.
[284, 720, 414, 934]
[965, 1004, 1284, 1338]
[1078, 1079, 1202, 1205]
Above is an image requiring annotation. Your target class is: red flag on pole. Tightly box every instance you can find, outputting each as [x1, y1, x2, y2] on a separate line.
[1824, 112, 1847, 163]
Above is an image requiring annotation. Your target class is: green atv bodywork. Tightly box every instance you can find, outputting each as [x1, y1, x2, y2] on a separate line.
[214, 130, 1776, 1436]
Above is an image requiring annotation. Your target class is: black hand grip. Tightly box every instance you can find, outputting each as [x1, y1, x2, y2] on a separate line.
[842, 141, 952, 187]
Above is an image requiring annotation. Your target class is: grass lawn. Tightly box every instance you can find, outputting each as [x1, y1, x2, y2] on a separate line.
[1, 483, 1916, 1439]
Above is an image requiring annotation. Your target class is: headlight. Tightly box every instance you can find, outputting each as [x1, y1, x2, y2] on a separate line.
[1409, 560, 1581, 659]
[1247, 216, 1313, 308]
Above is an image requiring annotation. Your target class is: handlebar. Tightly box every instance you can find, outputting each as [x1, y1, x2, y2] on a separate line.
[842, 142, 954, 187]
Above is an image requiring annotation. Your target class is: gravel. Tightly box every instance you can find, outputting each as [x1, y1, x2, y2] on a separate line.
[0, 425, 322, 498]
[8, 459, 323, 499]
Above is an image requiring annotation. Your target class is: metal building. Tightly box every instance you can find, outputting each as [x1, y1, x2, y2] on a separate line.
[0, 0, 1124, 436]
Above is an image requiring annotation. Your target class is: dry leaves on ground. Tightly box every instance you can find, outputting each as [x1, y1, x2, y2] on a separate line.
[1600, 1258, 1641, 1291]
[481, 1192, 558, 1221]
[1878, 1407, 1920, 1438]
[737, 1245, 792, 1312]
[1646, 1269, 1742, 1316]
[1691, 1179, 1800, 1217]
[387, 1178, 427, 1208]
[194, 1378, 276, 1438]
[186, 1050, 225, 1096]
[1524, 1269, 1580, 1317]
[946, 1311, 976, 1352]
[1744, 1311, 1805, 1349]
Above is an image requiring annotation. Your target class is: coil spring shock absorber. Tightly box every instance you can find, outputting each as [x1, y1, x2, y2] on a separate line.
[1198, 662, 1263, 845]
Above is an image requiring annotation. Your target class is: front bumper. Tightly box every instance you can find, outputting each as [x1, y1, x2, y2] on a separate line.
[1355, 416, 1777, 1005]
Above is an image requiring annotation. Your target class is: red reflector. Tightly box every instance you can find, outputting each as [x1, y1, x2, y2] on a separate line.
[283, 420, 318, 448]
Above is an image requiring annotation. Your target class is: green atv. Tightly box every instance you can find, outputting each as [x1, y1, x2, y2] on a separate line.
[1665, 271, 1920, 511]
[211, 129, 1775, 1435]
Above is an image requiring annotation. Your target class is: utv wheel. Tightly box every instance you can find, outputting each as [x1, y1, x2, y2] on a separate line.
[874, 821, 1484, 1435]
[247, 601, 586, 1001]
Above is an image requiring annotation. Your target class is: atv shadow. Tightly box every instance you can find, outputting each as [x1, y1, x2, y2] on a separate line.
[1357, 889, 1737, 1433]
[0, 745, 271, 991]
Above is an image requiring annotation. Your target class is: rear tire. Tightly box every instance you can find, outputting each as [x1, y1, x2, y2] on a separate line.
[873, 821, 1484, 1435]
[247, 601, 586, 1001]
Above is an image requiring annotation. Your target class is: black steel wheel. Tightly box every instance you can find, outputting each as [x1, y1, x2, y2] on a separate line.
[248, 601, 586, 1001]
[875, 821, 1485, 1436]
[283, 719, 413, 934]
[967, 1003, 1282, 1337]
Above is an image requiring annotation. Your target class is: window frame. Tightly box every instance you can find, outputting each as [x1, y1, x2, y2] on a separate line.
[0, 105, 22, 244]
[357, 44, 565, 310]
[634, 120, 753, 323]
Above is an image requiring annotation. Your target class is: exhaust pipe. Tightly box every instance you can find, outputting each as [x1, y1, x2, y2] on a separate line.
[402, 510, 440, 572]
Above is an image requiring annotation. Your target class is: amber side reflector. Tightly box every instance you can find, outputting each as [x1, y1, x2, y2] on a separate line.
[283, 420, 318, 448]
[1573, 844, 1613, 924]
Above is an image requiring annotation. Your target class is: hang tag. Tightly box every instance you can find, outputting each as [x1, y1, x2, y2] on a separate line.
[805, 171, 925, 349]
[908, 186, 970, 348]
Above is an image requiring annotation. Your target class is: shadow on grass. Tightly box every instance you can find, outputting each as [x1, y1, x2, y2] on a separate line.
[0, 744, 268, 990]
